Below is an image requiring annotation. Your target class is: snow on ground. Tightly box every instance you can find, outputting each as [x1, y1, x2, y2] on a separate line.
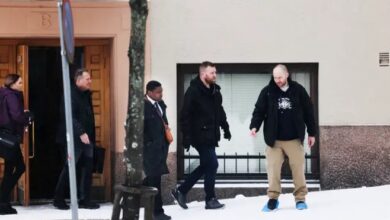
[2, 185, 390, 220]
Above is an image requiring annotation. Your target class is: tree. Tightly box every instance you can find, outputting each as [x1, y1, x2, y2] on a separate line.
[111, 0, 153, 219]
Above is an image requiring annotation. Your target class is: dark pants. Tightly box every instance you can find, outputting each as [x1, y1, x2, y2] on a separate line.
[143, 176, 164, 215]
[0, 146, 25, 204]
[178, 146, 218, 201]
[54, 144, 93, 202]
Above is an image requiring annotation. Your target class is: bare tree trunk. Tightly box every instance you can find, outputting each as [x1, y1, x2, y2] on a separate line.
[124, 0, 148, 188]
[111, 1, 149, 219]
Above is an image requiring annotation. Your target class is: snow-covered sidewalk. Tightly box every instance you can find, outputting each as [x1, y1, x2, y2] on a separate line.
[2, 185, 390, 220]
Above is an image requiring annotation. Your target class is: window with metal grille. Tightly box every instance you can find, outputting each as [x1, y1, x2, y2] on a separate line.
[177, 63, 319, 180]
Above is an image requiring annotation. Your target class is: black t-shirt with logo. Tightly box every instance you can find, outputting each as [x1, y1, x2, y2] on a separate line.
[276, 88, 299, 140]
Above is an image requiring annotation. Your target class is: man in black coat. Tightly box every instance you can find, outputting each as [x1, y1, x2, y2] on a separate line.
[143, 80, 171, 220]
[250, 64, 316, 211]
[172, 61, 231, 210]
[53, 69, 99, 210]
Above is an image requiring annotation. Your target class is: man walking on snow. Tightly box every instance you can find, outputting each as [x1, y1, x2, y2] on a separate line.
[250, 64, 316, 211]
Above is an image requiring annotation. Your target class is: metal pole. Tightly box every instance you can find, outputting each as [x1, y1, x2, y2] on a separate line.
[57, 1, 79, 219]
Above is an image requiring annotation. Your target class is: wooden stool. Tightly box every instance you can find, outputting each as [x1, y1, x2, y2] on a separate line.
[111, 184, 158, 220]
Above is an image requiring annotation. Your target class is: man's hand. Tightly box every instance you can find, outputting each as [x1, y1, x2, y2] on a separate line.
[80, 133, 90, 145]
[308, 136, 315, 148]
[250, 128, 257, 136]
[24, 110, 34, 123]
[223, 130, 232, 141]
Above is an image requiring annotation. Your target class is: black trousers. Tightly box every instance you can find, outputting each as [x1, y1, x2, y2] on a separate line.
[143, 175, 164, 215]
[178, 146, 218, 201]
[0, 146, 25, 204]
[54, 144, 93, 202]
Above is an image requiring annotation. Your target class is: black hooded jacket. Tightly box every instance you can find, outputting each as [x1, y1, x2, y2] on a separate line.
[180, 76, 229, 148]
[249, 77, 316, 147]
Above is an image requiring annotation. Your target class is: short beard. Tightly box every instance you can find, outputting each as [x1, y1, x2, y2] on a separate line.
[205, 78, 216, 85]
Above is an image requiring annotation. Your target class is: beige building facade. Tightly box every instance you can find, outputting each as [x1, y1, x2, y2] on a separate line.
[0, 0, 389, 206]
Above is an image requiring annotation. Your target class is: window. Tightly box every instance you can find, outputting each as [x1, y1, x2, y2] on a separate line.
[177, 63, 319, 180]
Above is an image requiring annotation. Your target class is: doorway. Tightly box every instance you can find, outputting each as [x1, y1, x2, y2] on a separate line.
[1, 40, 112, 205]
[28, 46, 84, 200]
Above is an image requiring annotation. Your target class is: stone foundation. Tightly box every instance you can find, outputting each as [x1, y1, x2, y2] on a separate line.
[320, 126, 390, 189]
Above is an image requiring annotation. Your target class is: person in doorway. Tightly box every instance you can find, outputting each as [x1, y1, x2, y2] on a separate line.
[172, 61, 231, 210]
[143, 80, 171, 220]
[249, 64, 316, 211]
[0, 74, 32, 215]
[53, 69, 99, 210]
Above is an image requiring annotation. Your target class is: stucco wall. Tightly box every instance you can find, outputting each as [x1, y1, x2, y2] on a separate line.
[149, 0, 390, 190]
[150, 1, 390, 155]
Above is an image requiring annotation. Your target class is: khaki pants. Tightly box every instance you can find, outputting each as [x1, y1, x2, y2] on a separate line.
[265, 139, 308, 202]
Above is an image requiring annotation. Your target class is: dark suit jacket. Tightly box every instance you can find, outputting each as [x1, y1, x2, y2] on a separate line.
[56, 85, 96, 148]
[143, 97, 169, 176]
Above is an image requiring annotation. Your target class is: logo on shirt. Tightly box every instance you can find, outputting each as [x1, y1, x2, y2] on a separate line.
[278, 97, 292, 110]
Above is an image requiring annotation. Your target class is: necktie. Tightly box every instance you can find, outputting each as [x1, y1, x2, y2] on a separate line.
[154, 102, 162, 117]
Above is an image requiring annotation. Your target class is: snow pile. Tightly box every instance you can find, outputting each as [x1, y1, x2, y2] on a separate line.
[3, 185, 390, 220]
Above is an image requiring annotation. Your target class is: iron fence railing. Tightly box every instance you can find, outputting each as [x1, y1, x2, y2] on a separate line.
[182, 153, 319, 180]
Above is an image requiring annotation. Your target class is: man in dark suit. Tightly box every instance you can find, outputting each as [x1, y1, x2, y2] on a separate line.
[143, 81, 171, 220]
[53, 69, 99, 210]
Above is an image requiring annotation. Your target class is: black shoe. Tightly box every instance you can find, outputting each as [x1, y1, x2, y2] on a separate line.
[171, 188, 188, 209]
[53, 199, 70, 210]
[267, 199, 278, 210]
[205, 198, 225, 209]
[153, 212, 172, 220]
[78, 200, 100, 209]
[0, 203, 17, 215]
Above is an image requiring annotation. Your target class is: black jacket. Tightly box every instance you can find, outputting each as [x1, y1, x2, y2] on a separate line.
[56, 85, 96, 148]
[180, 76, 229, 148]
[143, 97, 169, 176]
[249, 77, 316, 147]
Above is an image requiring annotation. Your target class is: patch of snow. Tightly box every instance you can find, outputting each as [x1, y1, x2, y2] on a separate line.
[2, 185, 390, 220]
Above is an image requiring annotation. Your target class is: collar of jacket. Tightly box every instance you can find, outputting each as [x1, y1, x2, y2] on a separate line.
[144, 95, 167, 109]
[268, 76, 296, 93]
[191, 75, 221, 95]
[0, 87, 23, 98]
[72, 84, 91, 96]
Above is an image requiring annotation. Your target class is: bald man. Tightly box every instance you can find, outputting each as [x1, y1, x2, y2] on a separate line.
[249, 64, 316, 211]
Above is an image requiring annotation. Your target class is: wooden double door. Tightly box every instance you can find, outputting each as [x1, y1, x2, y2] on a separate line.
[0, 39, 111, 205]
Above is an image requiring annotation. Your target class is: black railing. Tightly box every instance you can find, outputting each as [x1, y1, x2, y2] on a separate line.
[182, 153, 319, 180]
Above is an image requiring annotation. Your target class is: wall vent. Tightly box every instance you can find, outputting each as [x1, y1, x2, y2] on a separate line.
[379, 52, 389, 67]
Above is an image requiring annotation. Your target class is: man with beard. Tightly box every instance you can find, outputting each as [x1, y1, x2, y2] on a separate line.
[250, 64, 316, 211]
[172, 61, 231, 210]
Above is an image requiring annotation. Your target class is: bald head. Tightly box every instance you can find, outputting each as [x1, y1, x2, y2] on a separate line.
[273, 64, 289, 88]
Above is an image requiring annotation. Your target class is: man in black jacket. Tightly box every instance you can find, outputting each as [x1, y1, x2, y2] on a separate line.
[172, 61, 231, 210]
[53, 69, 99, 210]
[250, 64, 316, 211]
[143, 80, 171, 220]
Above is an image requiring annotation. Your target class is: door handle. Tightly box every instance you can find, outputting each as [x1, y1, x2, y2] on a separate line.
[29, 121, 35, 159]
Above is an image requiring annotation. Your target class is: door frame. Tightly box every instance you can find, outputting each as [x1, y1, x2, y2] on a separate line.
[0, 38, 113, 205]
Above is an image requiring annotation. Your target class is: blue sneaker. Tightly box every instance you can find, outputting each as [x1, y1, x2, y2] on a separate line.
[262, 199, 279, 212]
[296, 201, 308, 210]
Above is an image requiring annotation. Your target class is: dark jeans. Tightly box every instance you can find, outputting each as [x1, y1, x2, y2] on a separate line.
[178, 146, 218, 201]
[54, 144, 93, 202]
[0, 146, 25, 204]
[143, 176, 164, 215]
